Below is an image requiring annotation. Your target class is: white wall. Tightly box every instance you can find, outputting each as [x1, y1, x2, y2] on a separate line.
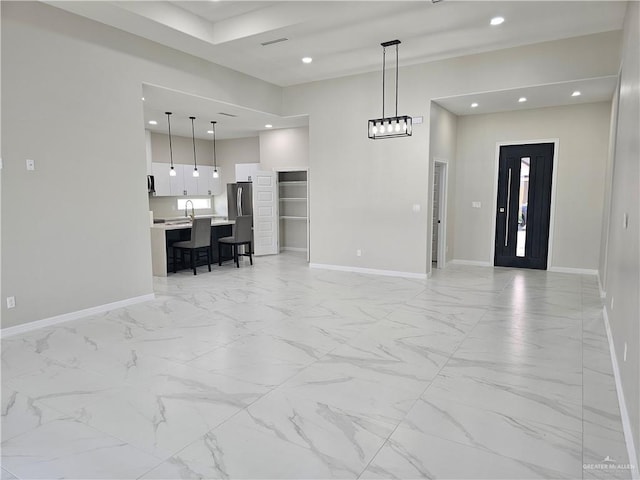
[600, 1, 640, 463]
[428, 102, 457, 271]
[150, 131, 216, 169]
[282, 32, 622, 275]
[453, 102, 611, 269]
[259, 127, 309, 171]
[0, 2, 280, 328]
[213, 137, 260, 216]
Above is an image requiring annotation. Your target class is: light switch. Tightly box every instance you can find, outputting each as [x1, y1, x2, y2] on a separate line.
[26, 159, 35, 171]
[412, 204, 421, 213]
[472, 201, 481, 208]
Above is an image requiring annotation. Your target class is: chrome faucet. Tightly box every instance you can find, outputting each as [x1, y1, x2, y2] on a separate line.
[185, 200, 195, 220]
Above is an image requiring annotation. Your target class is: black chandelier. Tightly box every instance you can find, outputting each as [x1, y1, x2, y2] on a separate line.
[368, 40, 412, 139]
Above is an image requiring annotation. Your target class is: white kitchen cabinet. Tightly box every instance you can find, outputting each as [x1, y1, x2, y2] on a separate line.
[211, 168, 224, 195]
[235, 163, 261, 182]
[196, 166, 224, 195]
[152, 162, 220, 196]
[151, 162, 173, 196]
[182, 164, 199, 195]
[169, 164, 186, 196]
[197, 166, 214, 195]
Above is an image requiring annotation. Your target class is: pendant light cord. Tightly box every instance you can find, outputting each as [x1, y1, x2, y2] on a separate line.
[211, 121, 217, 170]
[165, 112, 174, 168]
[382, 46, 386, 119]
[190, 116, 197, 170]
[395, 43, 399, 118]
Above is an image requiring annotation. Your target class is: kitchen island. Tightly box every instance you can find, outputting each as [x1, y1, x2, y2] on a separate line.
[150, 219, 234, 276]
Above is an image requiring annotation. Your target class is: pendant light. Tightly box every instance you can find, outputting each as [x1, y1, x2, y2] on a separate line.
[211, 120, 219, 178]
[368, 39, 412, 139]
[189, 116, 199, 177]
[165, 112, 177, 176]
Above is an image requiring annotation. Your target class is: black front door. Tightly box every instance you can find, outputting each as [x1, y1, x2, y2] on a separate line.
[494, 143, 554, 269]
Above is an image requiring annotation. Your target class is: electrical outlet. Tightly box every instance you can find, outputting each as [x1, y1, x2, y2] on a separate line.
[412, 204, 421, 213]
[623, 213, 629, 229]
[623, 342, 628, 362]
[356, 249, 362, 257]
[26, 159, 35, 171]
[6, 296, 16, 309]
[472, 201, 481, 208]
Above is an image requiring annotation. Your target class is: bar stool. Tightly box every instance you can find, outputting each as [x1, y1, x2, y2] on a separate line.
[172, 217, 212, 275]
[218, 215, 253, 268]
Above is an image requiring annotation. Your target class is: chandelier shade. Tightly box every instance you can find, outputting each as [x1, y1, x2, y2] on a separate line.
[165, 112, 177, 176]
[368, 39, 412, 140]
[189, 116, 199, 177]
[211, 120, 219, 178]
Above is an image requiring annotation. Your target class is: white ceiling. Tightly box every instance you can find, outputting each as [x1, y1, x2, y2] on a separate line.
[142, 84, 308, 139]
[45, 1, 627, 139]
[47, 1, 627, 87]
[434, 76, 619, 116]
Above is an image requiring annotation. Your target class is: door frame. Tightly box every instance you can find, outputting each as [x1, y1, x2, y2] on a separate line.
[252, 170, 279, 256]
[433, 158, 448, 269]
[275, 167, 310, 262]
[490, 138, 559, 268]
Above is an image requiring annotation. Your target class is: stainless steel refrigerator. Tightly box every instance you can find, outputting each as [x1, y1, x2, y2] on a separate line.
[227, 181, 253, 220]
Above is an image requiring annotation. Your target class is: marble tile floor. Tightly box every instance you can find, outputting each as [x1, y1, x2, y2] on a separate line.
[1, 253, 632, 479]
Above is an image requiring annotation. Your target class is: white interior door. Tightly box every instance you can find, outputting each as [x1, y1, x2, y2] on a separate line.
[435, 160, 448, 268]
[252, 170, 279, 256]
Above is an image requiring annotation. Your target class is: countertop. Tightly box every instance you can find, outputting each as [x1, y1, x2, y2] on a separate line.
[151, 218, 234, 231]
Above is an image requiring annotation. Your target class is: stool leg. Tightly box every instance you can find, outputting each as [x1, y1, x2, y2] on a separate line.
[218, 243, 222, 266]
[207, 246, 211, 272]
[191, 249, 196, 275]
[173, 248, 177, 273]
[248, 242, 253, 265]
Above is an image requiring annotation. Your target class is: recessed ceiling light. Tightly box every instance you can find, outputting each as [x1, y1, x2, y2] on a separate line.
[302, 57, 313, 64]
[572, 91, 582, 97]
[518, 97, 527, 103]
[490, 16, 505, 26]
[471, 102, 479, 108]
[141, 97, 145, 101]
[148, 120, 158, 125]
[265, 124, 273, 128]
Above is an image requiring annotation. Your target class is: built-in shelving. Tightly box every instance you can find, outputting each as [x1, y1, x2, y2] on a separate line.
[278, 170, 309, 256]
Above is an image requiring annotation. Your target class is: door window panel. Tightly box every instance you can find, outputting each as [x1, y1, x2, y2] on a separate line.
[516, 157, 530, 257]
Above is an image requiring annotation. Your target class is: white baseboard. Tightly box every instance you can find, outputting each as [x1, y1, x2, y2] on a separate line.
[548, 266, 598, 275]
[0, 293, 155, 338]
[450, 259, 492, 267]
[602, 306, 639, 479]
[281, 247, 307, 253]
[309, 263, 427, 280]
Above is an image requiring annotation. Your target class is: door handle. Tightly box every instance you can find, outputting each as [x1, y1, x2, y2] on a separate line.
[505, 168, 512, 247]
